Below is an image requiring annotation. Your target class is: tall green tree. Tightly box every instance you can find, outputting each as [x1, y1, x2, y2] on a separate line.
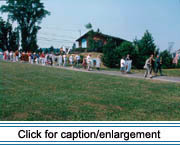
[0, 17, 19, 51]
[85, 23, 93, 30]
[160, 50, 173, 69]
[135, 30, 157, 68]
[0, 0, 50, 52]
[116, 41, 137, 62]
[87, 30, 96, 52]
[102, 39, 119, 68]
[8, 27, 19, 51]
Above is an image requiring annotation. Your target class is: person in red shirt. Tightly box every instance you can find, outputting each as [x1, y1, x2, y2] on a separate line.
[41, 52, 45, 65]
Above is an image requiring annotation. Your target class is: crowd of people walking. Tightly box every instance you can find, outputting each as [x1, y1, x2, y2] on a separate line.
[0, 50, 101, 71]
[0, 50, 163, 77]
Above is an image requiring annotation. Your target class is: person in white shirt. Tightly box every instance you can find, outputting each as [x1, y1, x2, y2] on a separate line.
[13, 52, 16, 62]
[125, 54, 132, 73]
[59, 54, 63, 66]
[75, 54, 80, 68]
[69, 55, 74, 67]
[18, 51, 21, 61]
[9, 51, 13, 61]
[63, 54, 67, 67]
[6, 50, 9, 60]
[120, 57, 126, 73]
[96, 55, 101, 70]
[87, 54, 92, 71]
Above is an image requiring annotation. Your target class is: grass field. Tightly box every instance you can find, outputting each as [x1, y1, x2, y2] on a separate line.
[1, 61, 180, 121]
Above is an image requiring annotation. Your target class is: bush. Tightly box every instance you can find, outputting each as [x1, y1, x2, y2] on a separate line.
[116, 42, 138, 68]
[102, 39, 119, 68]
[102, 30, 159, 69]
[134, 31, 157, 69]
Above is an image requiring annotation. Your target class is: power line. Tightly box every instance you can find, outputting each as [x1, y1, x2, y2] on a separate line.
[38, 32, 76, 39]
[38, 36, 74, 43]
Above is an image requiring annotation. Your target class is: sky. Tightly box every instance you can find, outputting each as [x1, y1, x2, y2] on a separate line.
[0, 0, 180, 51]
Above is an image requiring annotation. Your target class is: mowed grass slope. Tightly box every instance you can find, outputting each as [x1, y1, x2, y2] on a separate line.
[1, 61, 180, 121]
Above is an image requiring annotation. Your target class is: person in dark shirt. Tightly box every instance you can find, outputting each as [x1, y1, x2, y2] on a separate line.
[155, 55, 163, 76]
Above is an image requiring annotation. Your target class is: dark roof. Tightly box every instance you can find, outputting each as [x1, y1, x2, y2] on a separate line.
[76, 30, 128, 42]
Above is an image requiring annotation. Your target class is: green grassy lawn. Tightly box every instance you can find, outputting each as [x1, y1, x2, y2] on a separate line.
[1, 61, 180, 121]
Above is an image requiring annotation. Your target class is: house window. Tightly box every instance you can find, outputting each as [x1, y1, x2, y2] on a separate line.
[82, 39, 87, 48]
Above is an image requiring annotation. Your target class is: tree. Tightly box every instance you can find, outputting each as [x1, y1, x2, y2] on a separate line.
[116, 41, 137, 62]
[0, 17, 8, 51]
[44, 48, 48, 54]
[87, 30, 96, 52]
[160, 50, 173, 69]
[134, 30, 157, 69]
[85, 23, 93, 30]
[0, 17, 19, 51]
[49, 46, 54, 53]
[0, 0, 50, 52]
[9, 27, 19, 51]
[102, 39, 119, 68]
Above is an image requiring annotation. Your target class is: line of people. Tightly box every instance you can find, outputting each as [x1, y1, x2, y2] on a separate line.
[0, 50, 102, 71]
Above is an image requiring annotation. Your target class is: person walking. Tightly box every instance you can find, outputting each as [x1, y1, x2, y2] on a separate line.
[75, 54, 80, 68]
[69, 55, 74, 67]
[125, 54, 132, 73]
[59, 54, 63, 66]
[87, 54, 92, 71]
[82, 57, 87, 69]
[144, 55, 153, 78]
[9, 51, 13, 61]
[120, 57, 126, 73]
[28, 52, 32, 63]
[45, 53, 48, 65]
[155, 55, 163, 76]
[15, 50, 19, 62]
[63, 54, 67, 67]
[96, 55, 101, 70]
[150, 54, 156, 76]
[41, 52, 45, 65]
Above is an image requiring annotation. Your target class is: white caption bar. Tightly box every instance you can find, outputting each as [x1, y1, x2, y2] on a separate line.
[0, 122, 180, 145]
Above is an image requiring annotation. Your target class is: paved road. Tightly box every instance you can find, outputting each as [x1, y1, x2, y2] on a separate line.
[50, 65, 180, 83]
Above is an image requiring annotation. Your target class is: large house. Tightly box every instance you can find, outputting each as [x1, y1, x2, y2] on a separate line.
[76, 30, 128, 49]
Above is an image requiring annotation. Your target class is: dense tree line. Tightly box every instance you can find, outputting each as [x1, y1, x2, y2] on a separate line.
[0, 0, 50, 52]
[102, 30, 177, 69]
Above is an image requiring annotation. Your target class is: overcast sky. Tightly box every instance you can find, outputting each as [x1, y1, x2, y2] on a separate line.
[0, 0, 180, 51]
